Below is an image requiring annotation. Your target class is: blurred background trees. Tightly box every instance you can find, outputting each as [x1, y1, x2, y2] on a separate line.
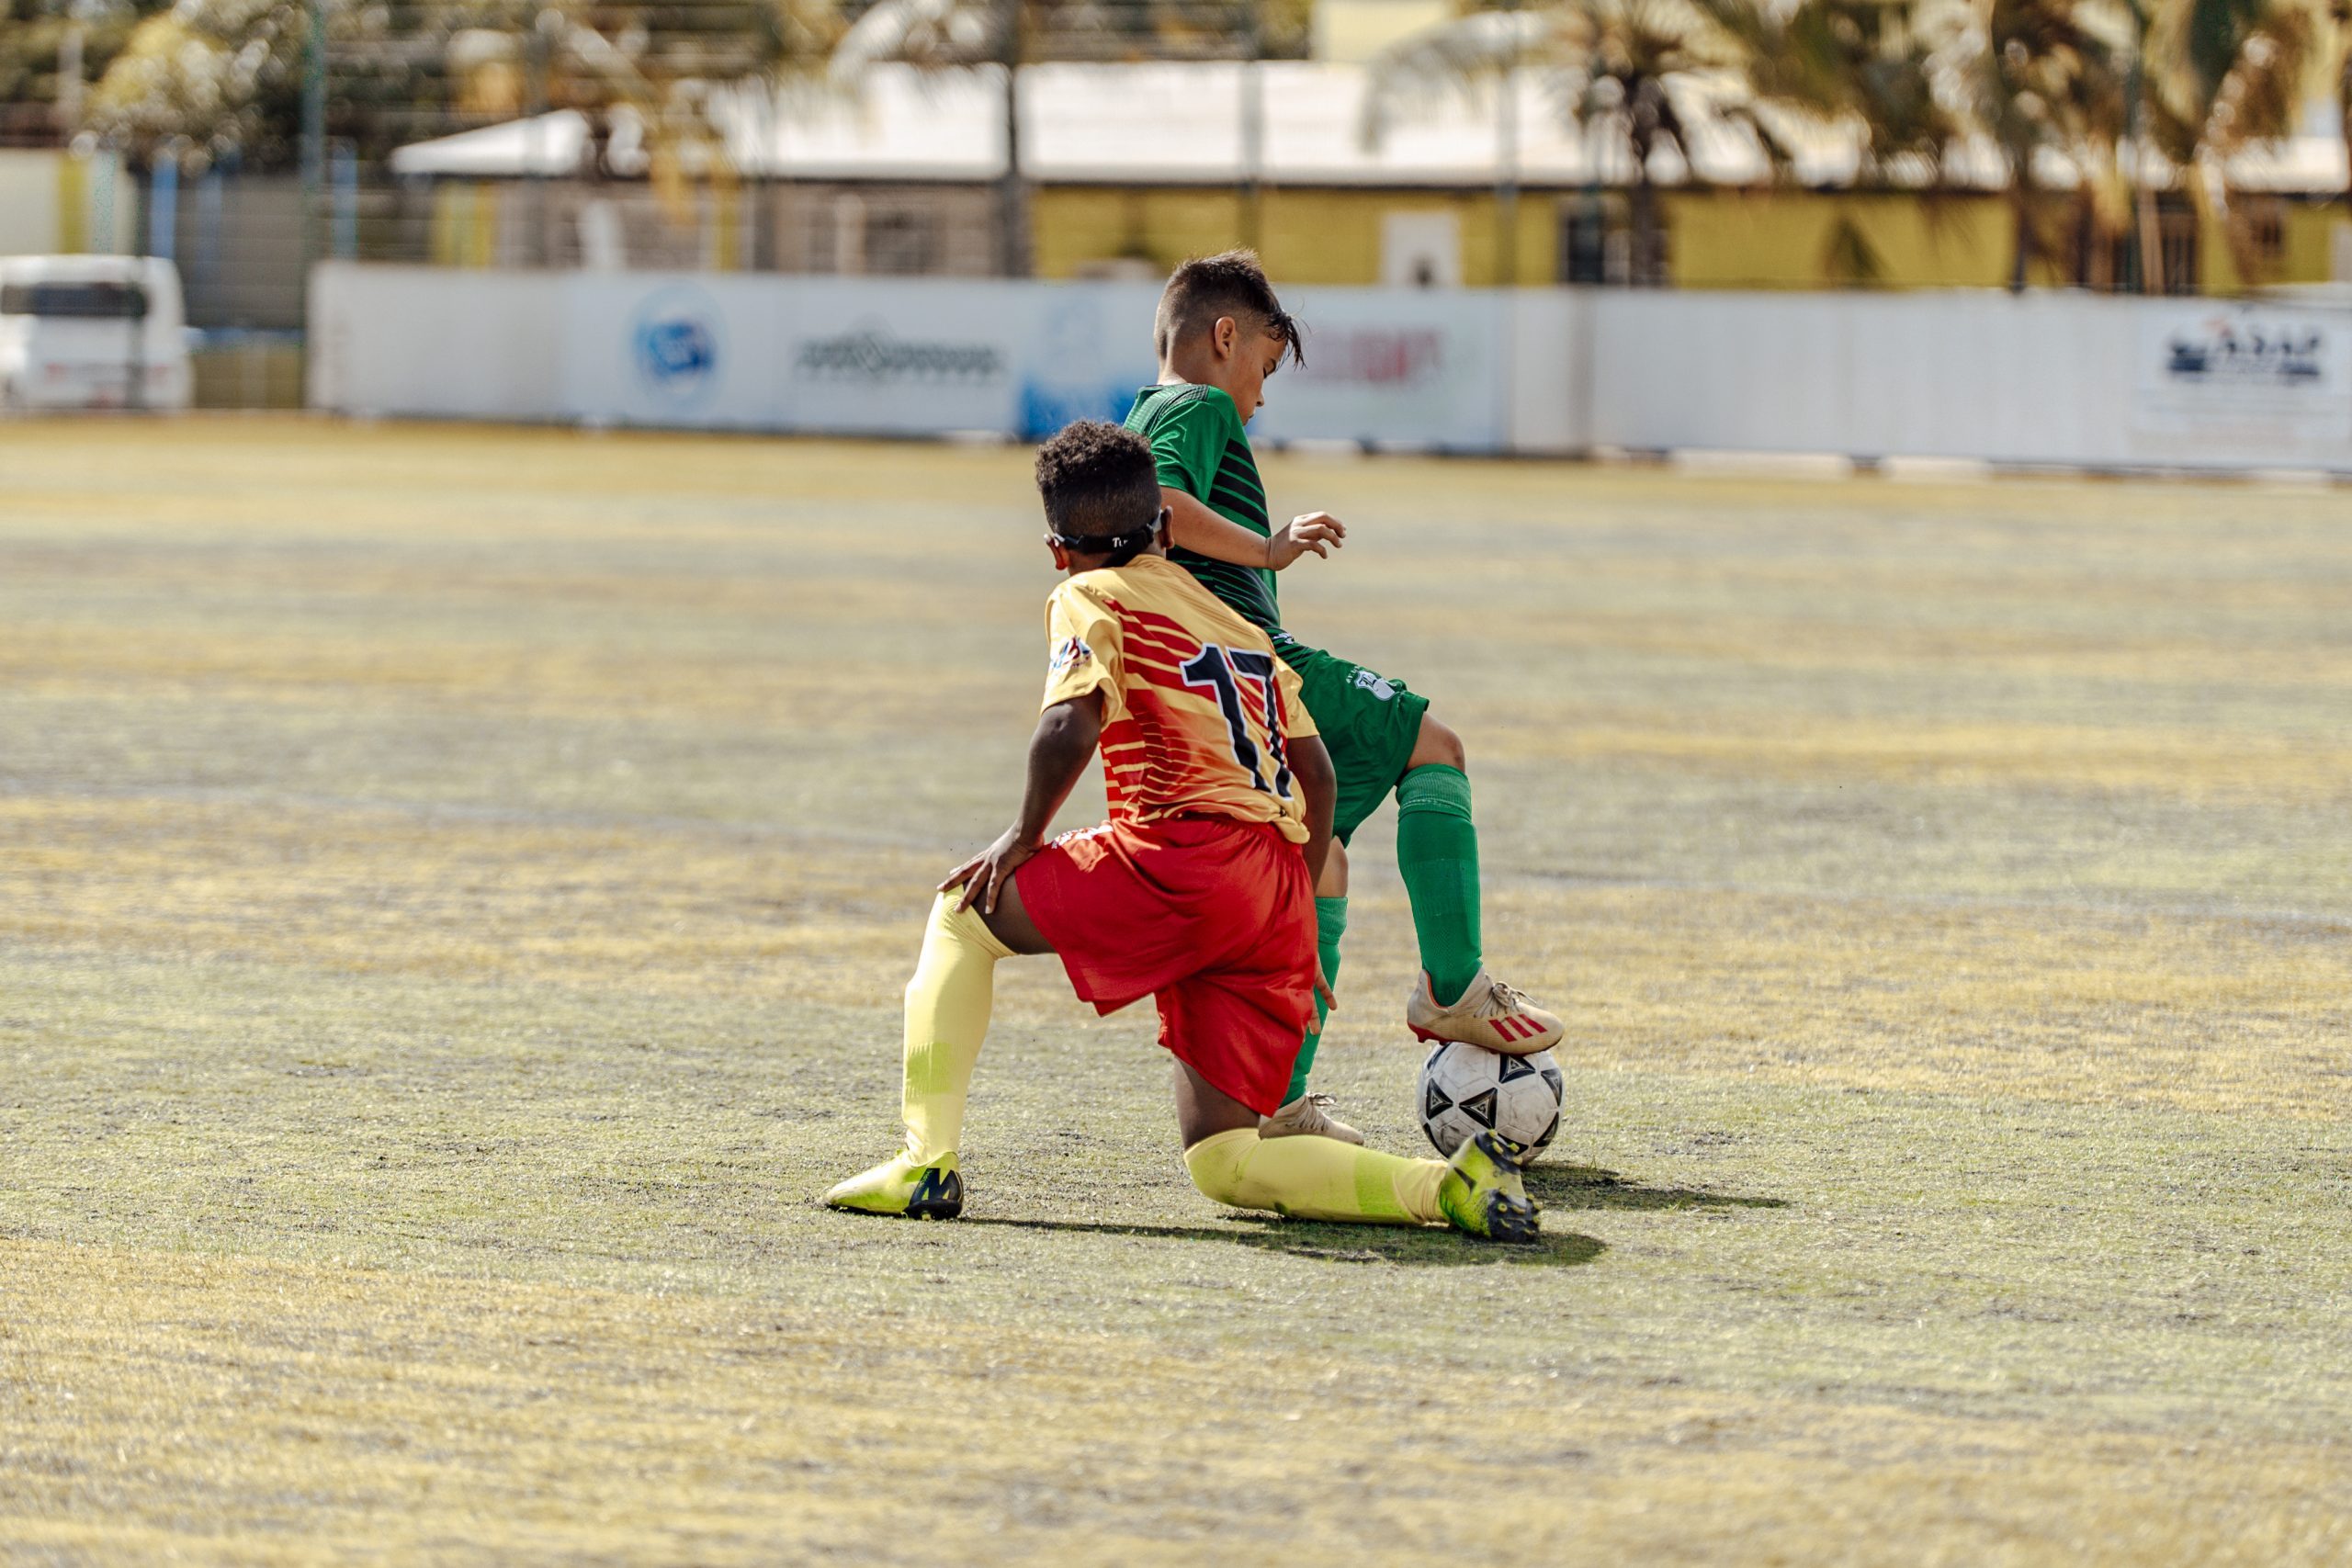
[10, 0, 2346, 288]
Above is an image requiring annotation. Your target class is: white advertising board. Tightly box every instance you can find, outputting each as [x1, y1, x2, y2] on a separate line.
[311, 264, 1506, 449]
[310, 264, 2352, 471]
[2129, 301, 2352, 451]
[1007, 283, 1163, 437]
[1255, 288, 1505, 450]
[560, 274, 1165, 436]
[565, 273, 785, 429]
[776, 278, 1030, 435]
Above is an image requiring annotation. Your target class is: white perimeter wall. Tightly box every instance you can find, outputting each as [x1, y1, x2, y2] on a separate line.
[311, 263, 2352, 473]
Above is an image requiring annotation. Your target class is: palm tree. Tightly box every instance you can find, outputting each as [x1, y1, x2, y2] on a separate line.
[1932, 0, 2136, 289]
[1363, 0, 1795, 286]
[1716, 0, 1966, 188]
[2335, 0, 2352, 206]
[2142, 0, 2330, 283]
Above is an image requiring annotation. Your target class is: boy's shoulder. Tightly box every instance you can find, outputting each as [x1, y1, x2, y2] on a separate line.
[1127, 380, 1241, 434]
[1061, 557, 1272, 649]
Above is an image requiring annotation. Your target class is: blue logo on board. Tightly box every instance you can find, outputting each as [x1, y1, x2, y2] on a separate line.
[1016, 290, 1152, 439]
[631, 287, 719, 406]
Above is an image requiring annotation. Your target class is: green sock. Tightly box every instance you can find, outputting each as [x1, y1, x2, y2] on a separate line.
[1283, 896, 1349, 1104]
[1396, 764, 1482, 1007]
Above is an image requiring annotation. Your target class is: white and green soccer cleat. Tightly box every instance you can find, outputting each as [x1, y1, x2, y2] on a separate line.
[1436, 1130, 1542, 1244]
[824, 1153, 965, 1220]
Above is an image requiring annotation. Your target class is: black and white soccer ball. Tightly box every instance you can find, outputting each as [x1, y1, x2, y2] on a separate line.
[1418, 1041, 1565, 1162]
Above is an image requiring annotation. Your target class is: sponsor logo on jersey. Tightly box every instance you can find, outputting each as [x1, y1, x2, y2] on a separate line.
[1352, 669, 1398, 701]
[1048, 636, 1091, 674]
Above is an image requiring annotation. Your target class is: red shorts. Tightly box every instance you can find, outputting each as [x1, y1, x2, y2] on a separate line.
[1014, 816, 1317, 1117]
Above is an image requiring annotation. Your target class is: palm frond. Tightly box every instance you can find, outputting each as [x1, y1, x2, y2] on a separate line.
[829, 0, 996, 82]
[1358, 8, 1559, 146]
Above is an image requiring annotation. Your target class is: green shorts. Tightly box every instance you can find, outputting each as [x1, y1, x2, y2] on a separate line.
[1274, 632, 1430, 845]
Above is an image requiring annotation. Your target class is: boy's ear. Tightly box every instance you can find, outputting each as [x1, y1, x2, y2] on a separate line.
[1210, 315, 1238, 362]
[1153, 505, 1172, 547]
[1046, 535, 1071, 570]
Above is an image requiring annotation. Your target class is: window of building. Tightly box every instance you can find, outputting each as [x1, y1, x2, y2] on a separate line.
[865, 209, 941, 276]
[1556, 194, 1663, 286]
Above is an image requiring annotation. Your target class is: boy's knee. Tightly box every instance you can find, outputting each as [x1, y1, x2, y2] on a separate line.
[1317, 839, 1350, 897]
[1410, 713, 1466, 773]
[1182, 1129, 1266, 1210]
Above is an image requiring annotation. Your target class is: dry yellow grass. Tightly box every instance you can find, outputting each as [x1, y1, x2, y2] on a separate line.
[11, 1238, 2351, 1566]
[4, 417, 2350, 1563]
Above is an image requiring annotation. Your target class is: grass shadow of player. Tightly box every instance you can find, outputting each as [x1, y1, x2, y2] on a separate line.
[1528, 1163, 1787, 1213]
[962, 1214, 1604, 1269]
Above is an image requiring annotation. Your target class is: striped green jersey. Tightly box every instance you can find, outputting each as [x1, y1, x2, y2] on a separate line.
[1124, 382, 1283, 635]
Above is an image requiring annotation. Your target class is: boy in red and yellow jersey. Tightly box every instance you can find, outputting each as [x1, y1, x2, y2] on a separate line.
[824, 421, 1538, 1242]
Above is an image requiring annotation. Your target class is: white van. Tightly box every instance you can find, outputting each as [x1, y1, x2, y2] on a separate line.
[0, 255, 192, 412]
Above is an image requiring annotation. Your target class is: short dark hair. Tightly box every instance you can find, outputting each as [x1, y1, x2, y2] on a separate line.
[1034, 420, 1162, 552]
[1155, 249, 1305, 369]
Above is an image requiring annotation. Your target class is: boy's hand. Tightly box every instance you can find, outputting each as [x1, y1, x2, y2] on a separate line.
[1314, 956, 1336, 1013]
[1266, 513, 1346, 570]
[942, 827, 1041, 916]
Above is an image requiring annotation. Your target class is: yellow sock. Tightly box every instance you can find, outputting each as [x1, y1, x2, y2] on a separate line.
[1182, 1129, 1448, 1226]
[900, 893, 1014, 1164]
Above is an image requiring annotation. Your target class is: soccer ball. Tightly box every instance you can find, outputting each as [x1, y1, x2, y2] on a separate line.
[1418, 1041, 1565, 1163]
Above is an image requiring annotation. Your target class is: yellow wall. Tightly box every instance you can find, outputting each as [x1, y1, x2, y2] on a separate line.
[421, 174, 2346, 294]
[1032, 186, 1248, 278]
[2279, 203, 2342, 283]
[2204, 200, 2346, 291]
[1665, 190, 2016, 289]
[1313, 0, 1450, 63]
[1034, 185, 1555, 286]
[1035, 184, 2352, 294]
[1038, 185, 2029, 291]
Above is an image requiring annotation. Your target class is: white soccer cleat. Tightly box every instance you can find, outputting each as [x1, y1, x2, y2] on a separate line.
[1407, 968, 1563, 1056]
[1259, 1091, 1365, 1145]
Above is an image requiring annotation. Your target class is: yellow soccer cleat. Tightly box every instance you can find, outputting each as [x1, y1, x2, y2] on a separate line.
[824, 1153, 965, 1220]
[1407, 967, 1564, 1056]
[1436, 1130, 1542, 1244]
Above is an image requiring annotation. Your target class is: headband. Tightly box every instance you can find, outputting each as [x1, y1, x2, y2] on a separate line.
[1046, 512, 1164, 557]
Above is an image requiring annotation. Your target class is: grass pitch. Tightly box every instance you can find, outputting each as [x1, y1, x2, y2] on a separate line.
[4, 417, 2350, 1564]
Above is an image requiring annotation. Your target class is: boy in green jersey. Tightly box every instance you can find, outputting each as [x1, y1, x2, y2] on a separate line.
[1124, 251, 1563, 1145]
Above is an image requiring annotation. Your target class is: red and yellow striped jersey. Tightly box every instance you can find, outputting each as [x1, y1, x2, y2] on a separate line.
[1041, 552, 1319, 843]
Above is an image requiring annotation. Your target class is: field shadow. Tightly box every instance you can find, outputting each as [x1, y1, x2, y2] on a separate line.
[1529, 1163, 1787, 1213]
[961, 1215, 1605, 1269]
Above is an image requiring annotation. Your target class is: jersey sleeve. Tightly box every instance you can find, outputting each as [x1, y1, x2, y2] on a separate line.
[1041, 581, 1126, 723]
[1273, 655, 1317, 740]
[1141, 391, 1236, 502]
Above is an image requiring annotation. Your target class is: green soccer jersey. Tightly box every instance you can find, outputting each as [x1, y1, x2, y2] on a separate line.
[1125, 382, 1283, 635]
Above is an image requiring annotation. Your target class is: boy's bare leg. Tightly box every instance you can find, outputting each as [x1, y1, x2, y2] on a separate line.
[1261, 840, 1364, 1144]
[1176, 1061, 1539, 1241]
[1396, 711, 1564, 1055]
[974, 874, 1051, 954]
